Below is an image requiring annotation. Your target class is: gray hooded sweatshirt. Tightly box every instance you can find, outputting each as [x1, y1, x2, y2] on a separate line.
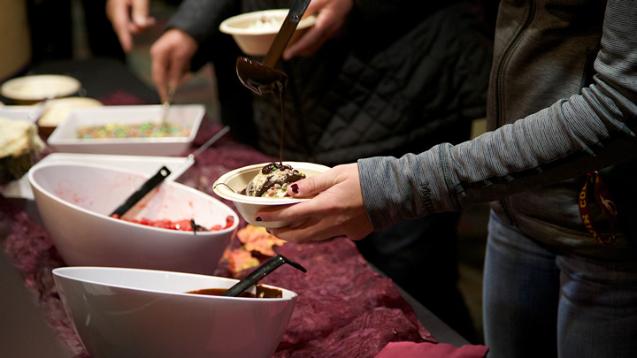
[359, 0, 637, 260]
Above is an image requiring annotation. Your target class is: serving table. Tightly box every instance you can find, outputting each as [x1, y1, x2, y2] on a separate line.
[0, 58, 485, 357]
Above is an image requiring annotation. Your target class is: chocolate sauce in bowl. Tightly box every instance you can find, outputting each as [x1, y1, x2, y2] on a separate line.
[187, 285, 283, 298]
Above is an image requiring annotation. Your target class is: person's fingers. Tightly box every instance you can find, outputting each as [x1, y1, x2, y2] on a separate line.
[151, 30, 198, 101]
[127, 22, 141, 33]
[116, 27, 133, 53]
[131, 0, 151, 26]
[168, 50, 190, 90]
[269, 216, 344, 243]
[283, 0, 351, 59]
[283, 22, 329, 59]
[287, 170, 337, 198]
[258, 198, 331, 225]
[305, 0, 326, 17]
[283, 5, 335, 60]
[151, 43, 170, 101]
[269, 209, 371, 242]
[108, 0, 134, 52]
[127, 19, 156, 34]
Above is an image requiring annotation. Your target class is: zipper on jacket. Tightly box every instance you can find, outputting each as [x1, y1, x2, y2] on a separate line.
[493, 0, 536, 226]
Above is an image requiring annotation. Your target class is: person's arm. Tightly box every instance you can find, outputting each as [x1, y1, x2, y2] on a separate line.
[150, 0, 237, 101]
[260, 0, 636, 243]
[360, 0, 637, 230]
[165, 0, 237, 44]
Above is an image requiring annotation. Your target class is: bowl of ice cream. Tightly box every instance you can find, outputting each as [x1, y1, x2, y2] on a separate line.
[212, 162, 330, 228]
[219, 9, 316, 56]
[29, 163, 239, 274]
[53, 266, 297, 358]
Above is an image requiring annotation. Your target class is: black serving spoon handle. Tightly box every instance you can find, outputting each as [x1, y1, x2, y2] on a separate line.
[224, 254, 307, 297]
[110, 166, 171, 217]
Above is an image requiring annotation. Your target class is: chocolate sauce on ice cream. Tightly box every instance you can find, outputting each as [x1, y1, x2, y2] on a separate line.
[245, 162, 306, 198]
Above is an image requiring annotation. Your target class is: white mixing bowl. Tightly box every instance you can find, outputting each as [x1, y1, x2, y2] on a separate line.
[29, 163, 238, 274]
[53, 267, 297, 358]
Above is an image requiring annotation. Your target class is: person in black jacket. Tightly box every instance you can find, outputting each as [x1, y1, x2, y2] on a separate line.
[107, 0, 492, 341]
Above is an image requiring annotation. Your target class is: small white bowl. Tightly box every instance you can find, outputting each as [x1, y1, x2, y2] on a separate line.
[53, 267, 297, 358]
[29, 163, 238, 274]
[212, 162, 330, 228]
[219, 9, 316, 56]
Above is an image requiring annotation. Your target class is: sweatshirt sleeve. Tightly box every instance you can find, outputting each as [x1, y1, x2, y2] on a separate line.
[166, 0, 238, 44]
[358, 0, 637, 230]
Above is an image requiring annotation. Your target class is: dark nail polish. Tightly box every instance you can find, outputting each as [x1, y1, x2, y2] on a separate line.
[255, 216, 262, 222]
[291, 184, 299, 194]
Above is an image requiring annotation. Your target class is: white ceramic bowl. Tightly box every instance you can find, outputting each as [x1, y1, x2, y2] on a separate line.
[219, 9, 316, 56]
[53, 267, 297, 358]
[29, 163, 238, 274]
[212, 162, 330, 228]
[47, 104, 204, 156]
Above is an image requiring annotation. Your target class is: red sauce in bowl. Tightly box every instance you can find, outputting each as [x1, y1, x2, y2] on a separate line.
[112, 215, 235, 232]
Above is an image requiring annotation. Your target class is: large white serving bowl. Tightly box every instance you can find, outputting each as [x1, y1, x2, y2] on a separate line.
[29, 163, 238, 274]
[53, 267, 297, 358]
[212, 162, 330, 228]
[219, 9, 316, 56]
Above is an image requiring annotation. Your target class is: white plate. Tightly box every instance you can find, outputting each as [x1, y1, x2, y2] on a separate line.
[1, 75, 81, 102]
[1, 153, 193, 200]
[47, 104, 204, 156]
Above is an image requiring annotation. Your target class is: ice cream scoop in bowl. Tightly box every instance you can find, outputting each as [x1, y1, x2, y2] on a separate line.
[212, 162, 330, 228]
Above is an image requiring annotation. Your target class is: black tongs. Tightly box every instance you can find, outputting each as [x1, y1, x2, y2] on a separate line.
[235, 0, 312, 95]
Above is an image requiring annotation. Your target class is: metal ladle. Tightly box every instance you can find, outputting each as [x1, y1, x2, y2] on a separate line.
[235, 0, 311, 96]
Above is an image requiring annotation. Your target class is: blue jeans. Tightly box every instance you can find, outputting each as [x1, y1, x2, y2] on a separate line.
[483, 211, 637, 358]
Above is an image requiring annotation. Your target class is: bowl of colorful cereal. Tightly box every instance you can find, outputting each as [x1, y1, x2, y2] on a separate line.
[47, 104, 204, 156]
